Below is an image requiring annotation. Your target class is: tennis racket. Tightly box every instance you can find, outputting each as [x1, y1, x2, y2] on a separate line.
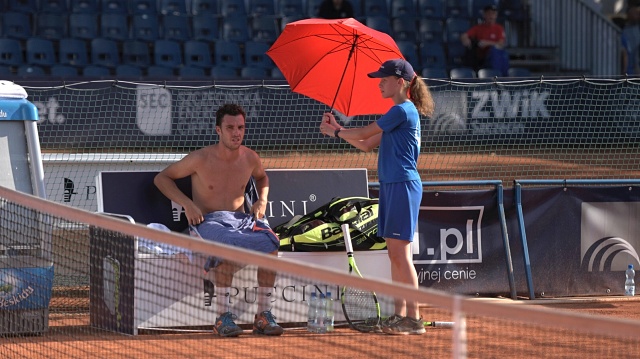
[424, 321, 455, 328]
[340, 223, 381, 332]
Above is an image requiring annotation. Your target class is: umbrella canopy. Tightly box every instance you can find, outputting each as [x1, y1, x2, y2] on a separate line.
[266, 18, 405, 117]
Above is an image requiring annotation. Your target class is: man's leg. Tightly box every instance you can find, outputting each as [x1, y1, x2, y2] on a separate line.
[212, 261, 244, 337]
[253, 250, 283, 336]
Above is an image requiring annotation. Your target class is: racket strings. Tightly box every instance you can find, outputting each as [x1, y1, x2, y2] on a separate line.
[342, 288, 379, 322]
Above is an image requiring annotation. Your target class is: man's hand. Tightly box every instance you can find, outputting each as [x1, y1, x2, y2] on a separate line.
[184, 202, 204, 226]
[251, 198, 268, 219]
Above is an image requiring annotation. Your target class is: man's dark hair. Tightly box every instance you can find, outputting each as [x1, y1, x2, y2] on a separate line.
[215, 104, 246, 127]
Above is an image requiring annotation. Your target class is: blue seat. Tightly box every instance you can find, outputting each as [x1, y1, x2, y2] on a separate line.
[392, 17, 418, 43]
[446, 41, 467, 67]
[91, 38, 120, 68]
[244, 41, 274, 69]
[2, 11, 32, 40]
[83, 65, 111, 77]
[39, 0, 68, 14]
[222, 16, 250, 43]
[214, 40, 242, 70]
[446, 0, 470, 18]
[249, 0, 276, 16]
[69, 13, 98, 40]
[184, 40, 212, 68]
[26, 37, 56, 67]
[116, 64, 143, 77]
[471, 0, 499, 19]
[281, 15, 304, 30]
[191, 0, 220, 15]
[271, 67, 284, 79]
[418, 18, 444, 43]
[445, 17, 470, 44]
[419, 41, 447, 69]
[101, 0, 129, 14]
[0, 67, 13, 76]
[450, 67, 476, 79]
[130, 0, 158, 14]
[397, 40, 419, 68]
[390, 0, 416, 18]
[365, 16, 392, 36]
[7, 0, 38, 14]
[211, 65, 239, 79]
[179, 66, 206, 77]
[159, 0, 188, 15]
[59, 38, 89, 67]
[51, 64, 79, 76]
[241, 66, 268, 79]
[100, 13, 129, 41]
[70, 0, 100, 13]
[507, 67, 532, 77]
[306, 0, 323, 17]
[0, 38, 23, 67]
[477, 67, 501, 79]
[36, 13, 68, 40]
[17, 65, 45, 76]
[147, 65, 174, 76]
[417, 0, 444, 19]
[192, 14, 220, 42]
[122, 40, 151, 67]
[500, 0, 525, 21]
[162, 14, 191, 41]
[363, 0, 388, 17]
[221, 0, 248, 17]
[277, 0, 304, 17]
[132, 14, 160, 41]
[251, 15, 279, 43]
[421, 67, 448, 79]
[153, 39, 183, 69]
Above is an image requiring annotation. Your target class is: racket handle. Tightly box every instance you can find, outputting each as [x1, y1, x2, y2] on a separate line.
[424, 321, 455, 328]
[341, 223, 354, 253]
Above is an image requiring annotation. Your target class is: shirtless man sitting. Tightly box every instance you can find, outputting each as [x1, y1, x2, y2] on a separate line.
[154, 103, 283, 337]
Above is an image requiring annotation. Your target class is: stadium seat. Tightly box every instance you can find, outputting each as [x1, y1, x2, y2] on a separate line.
[130, 0, 158, 14]
[271, 67, 285, 79]
[507, 67, 532, 77]
[446, 41, 467, 67]
[191, 0, 220, 15]
[122, 40, 151, 68]
[222, 16, 250, 43]
[153, 39, 183, 69]
[306, 0, 323, 17]
[2, 11, 33, 40]
[132, 14, 160, 41]
[50, 64, 79, 76]
[390, 0, 417, 18]
[192, 14, 220, 42]
[162, 14, 191, 42]
[421, 67, 449, 79]
[277, 0, 304, 17]
[147, 65, 174, 76]
[471, 0, 499, 19]
[392, 17, 418, 43]
[249, 0, 276, 17]
[363, 0, 388, 17]
[26, 37, 56, 68]
[417, 0, 445, 19]
[101, 0, 128, 14]
[396, 41, 419, 68]
[419, 41, 447, 69]
[500, 0, 526, 21]
[445, 17, 471, 44]
[244, 41, 274, 69]
[0, 38, 23, 67]
[69, 13, 99, 40]
[159, 0, 188, 15]
[179, 66, 206, 77]
[7, 0, 38, 14]
[450, 67, 476, 79]
[70, 0, 99, 13]
[241, 66, 268, 79]
[214, 40, 242, 70]
[477, 67, 501, 79]
[35, 13, 68, 40]
[17, 65, 45, 76]
[446, 0, 470, 18]
[251, 15, 279, 43]
[0, 66, 12, 76]
[365, 16, 392, 36]
[91, 38, 120, 68]
[220, 0, 248, 17]
[183, 40, 212, 69]
[59, 38, 89, 67]
[39, 0, 68, 14]
[211, 65, 239, 79]
[116, 64, 143, 77]
[281, 15, 304, 31]
[83, 64, 111, 76]
[418, 18, 444, 43]
[100, 13, 129, 42]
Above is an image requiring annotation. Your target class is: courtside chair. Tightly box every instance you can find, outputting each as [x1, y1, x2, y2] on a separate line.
[7, 0, 38, 14]
[244, 40, 274, 69]
[220, 0, 248, 17]
[122, 40, 152, 68]
[390, 0, 417, 18]
[2, 11, 33, 40]
[130, 0, 158, 15]
[211, 65, 239, 79]
[26, 37, 56, 68]
[365, 16, 392, 36]
[277, 0, 304, 17]
[446, 0, 470, 18]
[222, 16, 250, 43]
[91, 38, 120, 69]
[116, 64, 143, 77]
[421, 67, 448, 79]
[214, 40, 242, 71]
[363, 0, 388, 17]
[101, 0, 129, 14]
[392, 17, 418, 43]
[241, 66, 268, 79]
[100, 13, 130, 42]
[70, 0, 100, 14]
[160, 0, 188, 15]
[132, 14, 160, 42]
[477, 67, 501, 79]
[179, 66, 207, 77]
[418, 18, 444, 43]
[0, 38, 23, 67]
[162, 14, 191, 42]
[251, 15, 279, 43]
[147, 65, 174, 76]
[419, 41, 447, 69]
[417, 0, 445, 19]
[396, 40, 419, 69]
[50, 64, 79, 76]
[35, 13, 67, 40]
[184, 40, 213, 69]
[39, 0, 68, 14]
[153, 39, 183, 70]
[17, 65, 45, 76]
[58, 38, 89, 67]
[249, 0, 277, 17]
[192, 0, 220, 15]
[450, 67, 476, 79]
[82, 64, 111, 77]
[69, 13, 99, 40]
[192, 14, 221, 42]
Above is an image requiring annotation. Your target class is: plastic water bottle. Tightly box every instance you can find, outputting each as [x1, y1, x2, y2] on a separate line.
[625, 264, 635, 296]
[325, 291, 335, 332]
[307, 292, 318, 332]
[316, 293, 327, 333]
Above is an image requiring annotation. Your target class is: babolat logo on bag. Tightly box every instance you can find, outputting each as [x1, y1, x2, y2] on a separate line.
[274, 197, 386, 251]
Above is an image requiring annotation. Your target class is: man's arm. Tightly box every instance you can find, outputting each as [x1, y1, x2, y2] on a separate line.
[250, 152, 269, 219]
[154, 153, 204, 225]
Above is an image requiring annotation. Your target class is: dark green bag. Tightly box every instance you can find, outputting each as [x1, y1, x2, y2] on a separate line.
[274, 197, 386, 252]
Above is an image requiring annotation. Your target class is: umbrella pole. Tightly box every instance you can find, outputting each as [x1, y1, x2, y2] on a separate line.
[328, 34, 358, 120]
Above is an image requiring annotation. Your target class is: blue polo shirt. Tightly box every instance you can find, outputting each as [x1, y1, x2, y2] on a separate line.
[376, 101, 421, 183]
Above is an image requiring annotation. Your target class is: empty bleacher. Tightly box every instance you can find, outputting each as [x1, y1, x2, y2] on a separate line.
[0, 0, 533, 79]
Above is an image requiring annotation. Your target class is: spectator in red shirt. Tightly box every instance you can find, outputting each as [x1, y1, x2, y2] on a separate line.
[460, 4, 509, 75]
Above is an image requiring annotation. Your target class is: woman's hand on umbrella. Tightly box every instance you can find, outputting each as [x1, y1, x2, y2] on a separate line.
[320, 113, 338, 136]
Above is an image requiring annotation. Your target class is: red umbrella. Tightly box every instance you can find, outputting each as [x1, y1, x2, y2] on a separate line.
[266, 17, 405, 117]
